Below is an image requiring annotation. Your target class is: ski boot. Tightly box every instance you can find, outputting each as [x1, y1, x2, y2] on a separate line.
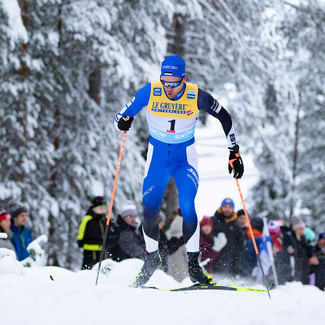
[188, 252, 214, 285]
[130, 250, 162, 288]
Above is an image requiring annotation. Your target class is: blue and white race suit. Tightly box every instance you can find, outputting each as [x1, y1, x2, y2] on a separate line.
[115, 81, 238, 253]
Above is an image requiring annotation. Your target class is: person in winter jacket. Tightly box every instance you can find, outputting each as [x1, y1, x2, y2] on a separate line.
[108, 201, 145, 262]
[290, 217, 312, 284]
[78, 196, 108, 269]
[211, 198, 245, 277]
[199, 216, 226, 274]
[236, 209, 248, 243]
[157, 213, 184, 273]
[0, 209, 16, 254]
[310, 232, 325, 291]
[268, 220, 296, 285]
[8, 201, 33, 261]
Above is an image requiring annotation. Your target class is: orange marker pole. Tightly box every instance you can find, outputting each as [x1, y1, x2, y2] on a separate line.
[95, 131, 127, 285]
[235, 178, 271, 299]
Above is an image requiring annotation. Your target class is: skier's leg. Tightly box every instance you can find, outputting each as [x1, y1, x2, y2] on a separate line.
[142, 141, 171, 252]
[173, 143, 214, 285]
[131, 141, 170, 287]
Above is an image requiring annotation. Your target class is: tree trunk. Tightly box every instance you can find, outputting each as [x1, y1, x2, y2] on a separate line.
[290, 93, 301, 219]
[19, 0, 29, 203]
[89, 66, 101, 105]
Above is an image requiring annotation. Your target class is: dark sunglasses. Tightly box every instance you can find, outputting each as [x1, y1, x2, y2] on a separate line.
[160, 77, 183, 88]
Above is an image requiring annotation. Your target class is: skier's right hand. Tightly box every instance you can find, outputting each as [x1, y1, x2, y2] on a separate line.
[117, 116, 134, 131]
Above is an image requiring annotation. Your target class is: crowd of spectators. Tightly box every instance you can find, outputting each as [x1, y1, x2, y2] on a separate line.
[81, 197, 324, 291]
[76, 196, 325, 291]
[198, 198, 325, 291]
[2, 195, 323, 291]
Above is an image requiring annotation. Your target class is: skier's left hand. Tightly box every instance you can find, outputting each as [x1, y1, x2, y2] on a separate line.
[228, 145, 244, 179]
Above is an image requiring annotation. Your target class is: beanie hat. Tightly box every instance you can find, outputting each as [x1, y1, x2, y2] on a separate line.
[221, 198, 235, 209]
[237, 209, 245, 217]
[120, 201, 137, 218]
[91, 196, 107, 209]
[200, 216, 213, 228]
[251, 217, 263, 233]
[318, 232, 325, 241]
[0, 209, 11, 223]
[7, 200, 27, 220]
[161, 56, 186, 78]
[268, 220, 281, 236]
[291, 216, 305, 232]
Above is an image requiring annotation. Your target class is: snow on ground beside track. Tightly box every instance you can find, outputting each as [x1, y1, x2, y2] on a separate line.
[1, 258, 324, 325]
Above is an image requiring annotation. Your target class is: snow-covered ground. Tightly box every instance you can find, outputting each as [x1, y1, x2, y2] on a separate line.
[1, 258, 324, 325]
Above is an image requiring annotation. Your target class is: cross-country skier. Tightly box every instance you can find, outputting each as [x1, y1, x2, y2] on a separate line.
[114, 55, 244, 287]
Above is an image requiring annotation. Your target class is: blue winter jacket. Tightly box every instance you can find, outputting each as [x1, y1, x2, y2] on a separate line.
[10, 224, 33, 261]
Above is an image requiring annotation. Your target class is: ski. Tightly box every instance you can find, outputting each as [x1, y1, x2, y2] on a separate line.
[141, 283, 269, 293]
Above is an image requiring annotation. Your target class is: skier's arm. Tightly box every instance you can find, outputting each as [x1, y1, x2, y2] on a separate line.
[198, 88, 244, 178]
[197, 88, 237, 148]
[114, 83, 151, 131]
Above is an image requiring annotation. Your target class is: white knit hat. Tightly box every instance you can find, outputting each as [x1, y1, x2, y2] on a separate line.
[120, 201, 137, 218]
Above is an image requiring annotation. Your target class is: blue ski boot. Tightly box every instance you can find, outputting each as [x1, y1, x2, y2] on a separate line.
[131, 250, 162, 288]
[188, 252, 214, 285]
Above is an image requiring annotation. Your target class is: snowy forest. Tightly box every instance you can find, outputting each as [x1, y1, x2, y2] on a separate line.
[0, 0, 324, 270]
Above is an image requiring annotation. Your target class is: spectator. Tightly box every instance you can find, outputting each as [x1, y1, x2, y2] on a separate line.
[199, 216, 226, 274]
[237, 209, 249, 270]
[0, 209, 16, 254]
[158, 214, 184, 273]
[290, 216, 312, 284]
[110, 201, 145, 261]
[78, 196, 108, 270]
[165, 207, 188, 282]
[211, 198, 245, 277]
[268, 219, 295, 285]
[310, 232, 325, 291]
[236, 209, 247, 240]
[8, 200, 33, 261]
[246, 217, 264, 275]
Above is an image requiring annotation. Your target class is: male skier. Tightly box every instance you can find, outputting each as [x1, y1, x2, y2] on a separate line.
[114, 55, 244, 287]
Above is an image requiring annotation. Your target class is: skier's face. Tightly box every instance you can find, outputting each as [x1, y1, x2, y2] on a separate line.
[161, 76, 186, 99]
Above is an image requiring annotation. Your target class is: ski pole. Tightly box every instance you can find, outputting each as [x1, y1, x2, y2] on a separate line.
[95, 130, 127, 286]
[234, 177, 271, 299]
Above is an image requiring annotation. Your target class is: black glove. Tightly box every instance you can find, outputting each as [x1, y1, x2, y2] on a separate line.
[228, 145, 244, 179]
[117, 116, 134, 131]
